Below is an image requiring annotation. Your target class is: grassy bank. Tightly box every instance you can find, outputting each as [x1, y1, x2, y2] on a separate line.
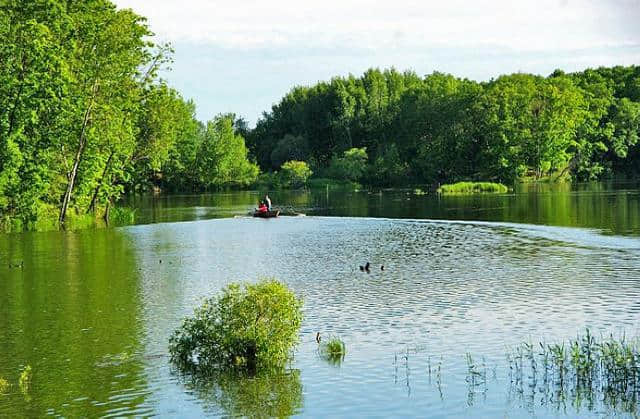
[437, 182, 509, 194]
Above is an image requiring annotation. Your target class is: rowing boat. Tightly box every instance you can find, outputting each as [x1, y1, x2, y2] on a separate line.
[253, 210, 280, 218]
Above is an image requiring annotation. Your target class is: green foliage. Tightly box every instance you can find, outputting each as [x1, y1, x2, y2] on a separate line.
[318, 336, 346, 365]
[280, 161, 313, 189]
[1, 0, 639, 233]
[246, 65, 640, 186]
[0, 2, 259, 231]
[253, 171, 284, 189]
[108, 207, 137, 226]
[270, 134, 309, 169]
[205, 115, 259, 188]
[169, 279, 303, 372]
[369, 144, 409, 186]
[437, 182, 509, 194]
[328, 147, 368, 182]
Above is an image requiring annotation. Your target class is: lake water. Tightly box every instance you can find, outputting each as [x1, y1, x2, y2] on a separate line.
[1, 183, 639, 417]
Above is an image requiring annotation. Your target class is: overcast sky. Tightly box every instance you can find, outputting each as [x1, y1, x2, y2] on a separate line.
[114, 0, 640, 124]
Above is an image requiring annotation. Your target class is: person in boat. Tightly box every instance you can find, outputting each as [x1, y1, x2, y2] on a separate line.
[264, 194, 272, 211]
[257, 201, 268, 213]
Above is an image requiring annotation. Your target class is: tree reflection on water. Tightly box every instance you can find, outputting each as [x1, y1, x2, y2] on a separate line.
[180, 369, 303, 417]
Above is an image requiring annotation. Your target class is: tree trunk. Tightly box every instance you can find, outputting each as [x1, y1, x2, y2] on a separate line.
[59, 82, 98, 224]
[103, 199, 111, 224]
[87, 151, 114, 214]
[6, 53, 27, 138]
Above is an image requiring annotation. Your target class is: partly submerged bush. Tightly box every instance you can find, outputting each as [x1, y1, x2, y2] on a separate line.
[169, 280, 303, 372]
[437, 181, 508, 194]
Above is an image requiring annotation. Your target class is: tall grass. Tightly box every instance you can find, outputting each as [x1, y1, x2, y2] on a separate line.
[437, 182, 509, 194]
[109, 207, 137, 225]
[506, 330, 640, 413]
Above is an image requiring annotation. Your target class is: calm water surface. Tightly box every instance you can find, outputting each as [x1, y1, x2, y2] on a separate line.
[1, 183, 639, 417]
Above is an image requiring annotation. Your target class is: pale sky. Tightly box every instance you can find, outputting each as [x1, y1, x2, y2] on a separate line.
[114, 0, 640, 124]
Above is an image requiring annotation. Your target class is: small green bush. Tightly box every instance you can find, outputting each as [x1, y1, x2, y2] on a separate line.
[327, 147, 368, 182]
[169, 280, 303, 372]
[437, 181, 508, 194]
[280, 161, 313, 188]
[318, 336, 346, 365]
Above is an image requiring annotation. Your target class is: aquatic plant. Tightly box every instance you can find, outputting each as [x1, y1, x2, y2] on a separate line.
[318, 336, 346, 365]
[18, 365, 32, 394]
[437, 182, 509, 194]
[108, 207, 137, 225]
[169, 279, 303, 372]
[0, 377, 10, 394]
[465, 353, 487, 386]
[506, 330, 640, 413]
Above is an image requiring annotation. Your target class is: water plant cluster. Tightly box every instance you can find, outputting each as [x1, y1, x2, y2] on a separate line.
[437, 182, 509, 194]
[317, 336, 346, 365]
[506, 331, 640, 413]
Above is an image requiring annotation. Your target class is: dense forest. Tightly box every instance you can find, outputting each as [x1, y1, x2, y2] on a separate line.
[1, 1, 639, 231]
[246, 66, 640, 186]
[0, 0, 257, 231]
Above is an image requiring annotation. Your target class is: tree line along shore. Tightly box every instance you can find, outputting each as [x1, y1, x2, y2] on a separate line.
[1, 1, 639, 231]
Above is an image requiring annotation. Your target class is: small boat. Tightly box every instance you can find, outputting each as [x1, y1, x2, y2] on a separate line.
[253, 210, 280, 218]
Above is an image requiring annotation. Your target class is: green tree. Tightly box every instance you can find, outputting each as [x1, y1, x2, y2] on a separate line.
[328, 147, 368, 182]
[169, 280, 303, 371]
[195, 115, 259, 189]
[280, 161, 312, 188]
[270, 134, 309, 168]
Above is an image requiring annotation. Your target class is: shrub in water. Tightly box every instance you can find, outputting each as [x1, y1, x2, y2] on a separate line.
[318, 336, 346, 365]
[169, 279, 303, 372]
